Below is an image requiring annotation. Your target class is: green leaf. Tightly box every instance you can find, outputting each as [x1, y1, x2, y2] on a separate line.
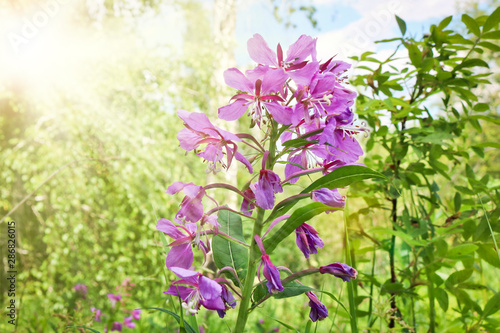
[455, 59, 490, 71]
[264, 202, 333, 254]
[67, 326, 101, 333]
[369, 227, 425, 246]
[317, 290, 351, 317]
[462, 14, 481, 36]
[253, 281, 315, 303]
[473, 103, 490, 112]
[454, 192, 462, 212]
[144, 307, 197, 333]
[477, 244, 500, 267]
[407, 43, 422, 67]
[484, 6, 500, 32]
[473, 142, 500, 149]
[438, 15, 453, 30]
[395, 15, 406, 36]
[212, 209, 249, 282]
[302, 165, 386, 193]
[478, 41, 500, 52]
[483, 293, 500, 317]
[469, 115, 500, 126]
[446, 244, 478, 259]
[273, 319, 300, 332]
[482, 31, 500, 39]
[445, 269, 473, 288]
[435, 288, 449, 312]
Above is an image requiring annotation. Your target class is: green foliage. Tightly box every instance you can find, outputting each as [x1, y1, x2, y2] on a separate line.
[348, 8, 500, 332]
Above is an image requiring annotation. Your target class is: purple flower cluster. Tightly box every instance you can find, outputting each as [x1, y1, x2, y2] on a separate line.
[158, 33, 363, 324]
[86, 282, 141, 332]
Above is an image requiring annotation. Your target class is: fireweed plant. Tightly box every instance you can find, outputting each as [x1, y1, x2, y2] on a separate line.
[157, 34, 385, 332]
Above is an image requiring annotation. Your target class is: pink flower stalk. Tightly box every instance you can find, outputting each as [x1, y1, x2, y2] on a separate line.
[295, 223, 324, 258]
[306, 291, 328, 322]
[319, 262, 358, 282]
[255, 235, 284, 294]
[177, 110, 252, 173]
[164, 267, 225, 314]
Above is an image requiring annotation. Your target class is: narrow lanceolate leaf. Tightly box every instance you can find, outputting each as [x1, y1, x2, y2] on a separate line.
[482, 293, 500, 317]
[302, 165, 386, 194]
[395, 15, 407, 36]
[144, 307, 197, 333]
[212, 209, 249, 282]
[253, 281, 315, 303]
[462, 14, 481, 36]
[483, 6, 500, 32]
[263, 203, 333, 254]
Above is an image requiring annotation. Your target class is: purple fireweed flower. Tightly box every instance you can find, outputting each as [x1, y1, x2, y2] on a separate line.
[319, 262, 358, 282]
[247, 33, 317, 72]
[255, 235, 284, 294]
[295, 223, 324, 258]
[240, 184, 256, 216]
[311, 188, 345, 213]
[157, 218, 208, 270]
[164, 267, 225, 314]
[91, 307, 102, 322]
[166, 182, 206, 224]
[176, 110, 252, 174]
[218, 67, 291, 126]
[255, 169, 283, 210]
[123, 316, 135, 329]
[306, 291, 328, 322]
[74, 284, 87, 298]
[107, 322, 122, 332]
[216, 283, 237, 318]
[131, 309, 141, 320]
[292, 72, 355, 126]
[107, 293, 122, 308]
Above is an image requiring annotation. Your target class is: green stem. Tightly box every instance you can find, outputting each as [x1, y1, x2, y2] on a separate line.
[344, 201, 358, 333]
[234, 207, 266, 332]
[425, 265, 436, 333]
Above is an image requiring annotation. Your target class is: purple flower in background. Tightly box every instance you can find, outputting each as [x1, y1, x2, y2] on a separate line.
[311, 188, 345, 213]
[107, 293, 122, 308]
[131, 309, 141, 320]
[306, 291, 328, 322]
[91, 307, 102, 322]
[108, 321, 122, 332]
[166, 182, 206, 224]
[164, 267, 225, 314]
[255, 235, 284, 294]
[219, 67, 291, 126]
[319, 262, 358, 282]
[255, 169, 283, 210]
[123, 316, 135, 329]
[157, 218, 207, 270]
[295, 223, 324, 258]
[74, 284, 87, 298]
[176, 110, 252, 173]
